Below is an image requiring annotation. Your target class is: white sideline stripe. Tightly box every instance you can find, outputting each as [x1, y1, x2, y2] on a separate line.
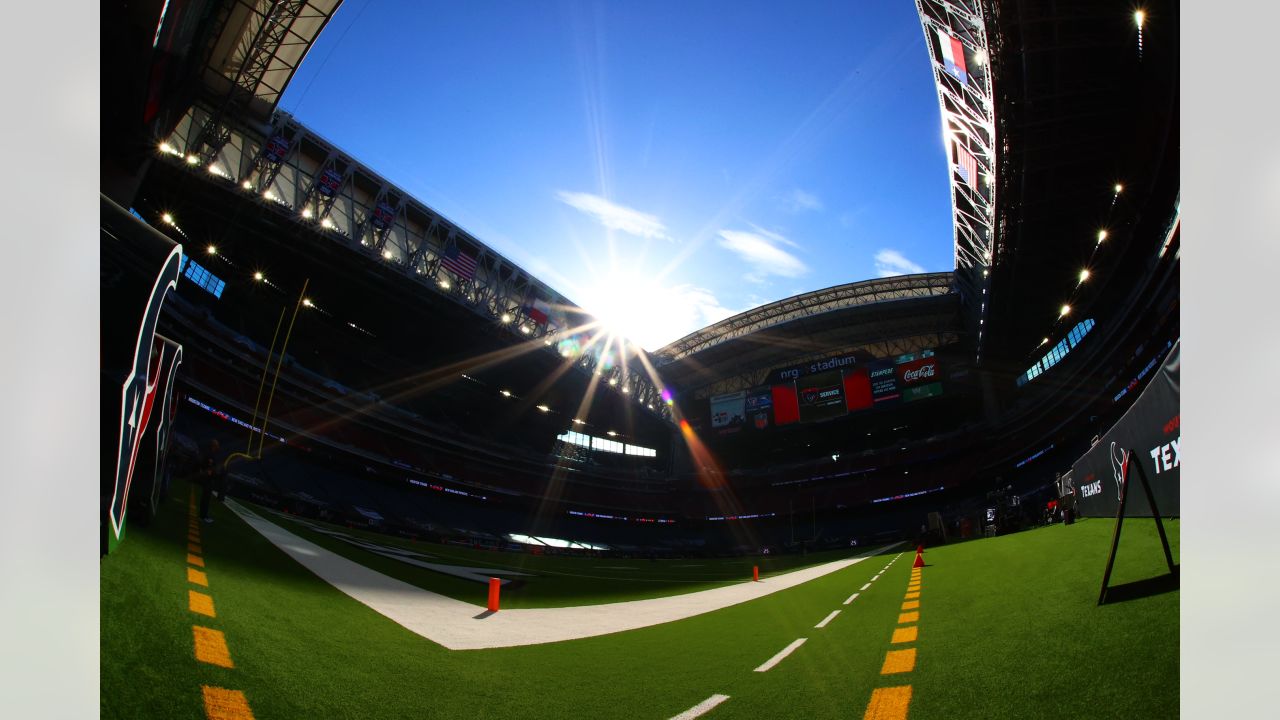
[843, 592, 859, 605]
[669, 694, 730, 720]
[755, 638, 807, 672]
[815, 610, 840, 628]
[861, 582, 872, 591]
[223, 500, 901, 650]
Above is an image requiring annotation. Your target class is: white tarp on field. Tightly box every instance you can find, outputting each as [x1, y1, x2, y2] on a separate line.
[226, 499, 899, 650]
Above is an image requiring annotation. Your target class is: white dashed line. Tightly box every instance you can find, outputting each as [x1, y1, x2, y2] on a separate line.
[843, 592, 860, 605]
[670, 694, 731, 720]
[754, 638, 808, 672]
[815, 610, 841, 628]
[861, 583, 872, 591]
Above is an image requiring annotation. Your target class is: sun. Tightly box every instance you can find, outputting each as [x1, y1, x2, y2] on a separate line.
[574, 269, 674, 353]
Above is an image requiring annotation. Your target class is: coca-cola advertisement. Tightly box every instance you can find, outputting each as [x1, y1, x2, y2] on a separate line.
[896, 357, 939, 386]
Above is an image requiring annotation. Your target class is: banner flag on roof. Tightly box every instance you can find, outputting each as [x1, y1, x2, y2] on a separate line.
[440, 237, 477, 280]
[954, 140, 978, 187]
[527, 298, 552, 325]
[936, 28, 968, 85]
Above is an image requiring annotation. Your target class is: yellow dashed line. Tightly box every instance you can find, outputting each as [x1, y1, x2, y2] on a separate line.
[863, 685, 912, 720]
[193, 626, 234, 668]
[897, 611, 919, 624]
[901, 600, 920, 610]
[188, 553, 205, 568]
[188, 567, 209, 587]
[907, 583, 921, 591]
[891, 626, 918, 644]
[189, 542, 203, 554]
[202, 686, 255, 720]
[189, 590, 216, 618]
[880, 648, 917, 674]
[904, 591, 919, 599]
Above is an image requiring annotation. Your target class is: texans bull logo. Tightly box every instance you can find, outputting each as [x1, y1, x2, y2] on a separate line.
[108, 246, 183, 544]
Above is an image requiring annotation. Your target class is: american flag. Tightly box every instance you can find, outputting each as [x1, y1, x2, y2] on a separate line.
[440, 238, 477, 280]
[954, 141, 979, 187]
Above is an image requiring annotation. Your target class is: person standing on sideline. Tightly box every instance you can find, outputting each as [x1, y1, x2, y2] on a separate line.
[199, 439, 225, 522]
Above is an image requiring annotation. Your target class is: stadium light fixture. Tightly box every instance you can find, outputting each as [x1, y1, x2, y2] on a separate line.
[1041, 337, 1049, 346]
[1079, 268, 1091, 283]
[520, 325, 531, 334]
[1114, 183, 1124, 194]
[321, 217, 335, 230]
[500, 390, 512, 397]
[622, 387, 630, 394]
[302, 298, 313, 307]
[439, 279, 450, 290]
[572, 418, 585, 425]
[501, 314, 512, 324]
[185, 154, 199, 165]
[161, 212, 174, 225]
[159, 142, 174, 154]
[302, 208, 313, 219]
[1097, 229, 1108, 244]
[242, 180, 253, 190]
[206, 245, 217, 255]
[253, 271, 264, 282]
[1060, 304, 1071, 317]
[607, 431, 618, 437]
[382, 249, 393, 260]
[536, 404, 550, 413]
[1134, 10, 1145, 27]
[608, 378, 618, 386]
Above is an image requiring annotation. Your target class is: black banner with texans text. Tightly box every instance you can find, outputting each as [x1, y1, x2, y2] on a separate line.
[1070, 341, 1180, 517]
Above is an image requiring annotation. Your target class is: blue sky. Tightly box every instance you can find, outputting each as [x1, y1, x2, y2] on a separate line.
[280, 0, 954, 350]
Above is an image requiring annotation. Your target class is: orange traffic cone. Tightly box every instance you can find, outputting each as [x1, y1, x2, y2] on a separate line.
[912, 548, 925, 568]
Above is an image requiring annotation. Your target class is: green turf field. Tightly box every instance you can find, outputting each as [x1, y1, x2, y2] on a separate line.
[101, 481, 1177, 719]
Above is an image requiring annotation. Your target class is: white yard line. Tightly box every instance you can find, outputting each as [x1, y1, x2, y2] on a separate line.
[754, 638, 808, 672]
[814, 610, 841, 628]
[843, 592, 860, 605]
[860, 582, 872, 591]
[669, 694, 730, 720]
[225, 500, 900, 650]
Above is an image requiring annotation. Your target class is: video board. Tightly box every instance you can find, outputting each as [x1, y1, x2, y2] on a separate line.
[718, 349, 946, 430]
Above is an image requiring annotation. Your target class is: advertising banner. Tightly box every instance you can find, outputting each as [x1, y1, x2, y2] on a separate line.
[1070, 342, 1180, 517]
[870, 362, 900, 405]
[843, 367, 873, 412]
[745, 387, 773, 430]
[896, 356, 940, 387]
[797, 370, 847, 423]
[771, 383, 800, 426]
[710, 391, 746, 430]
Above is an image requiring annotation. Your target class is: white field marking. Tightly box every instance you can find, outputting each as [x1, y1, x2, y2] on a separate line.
[861, 582, 872, 591]
[815, 610, 841, 628]
[224, 500, 902, 650]
[669, 694, 731, 720]
[843, 592, 860, 605]
[595, 566, 639, 570]
[755, 638, 808, 672]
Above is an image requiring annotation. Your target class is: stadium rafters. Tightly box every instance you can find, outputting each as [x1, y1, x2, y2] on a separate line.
[187, 0, 343, 167]
[914, 0, 999, 364]
[655, 273, 956, 364]
[158, 106, 670, 419]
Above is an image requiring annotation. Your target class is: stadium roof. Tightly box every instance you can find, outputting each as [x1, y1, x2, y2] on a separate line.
[654, 273, 964, 400]
[201, 0, 342, 121]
